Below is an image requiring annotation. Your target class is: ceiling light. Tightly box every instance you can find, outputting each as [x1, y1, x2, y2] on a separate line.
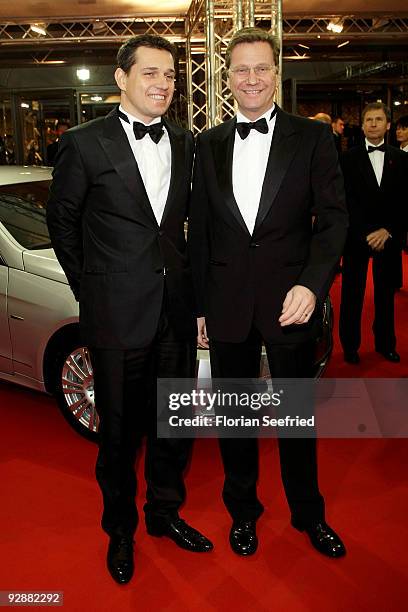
[77, 68, 90, 81]
[327, 19, 344, 34]
[30, 24, 47, 36]
[298, 43, 310, 50]
[337, 40, 350, 48]
[394, 101, 401, 106]
[20, 103, 30, 108]
[91, 95, 103, 102]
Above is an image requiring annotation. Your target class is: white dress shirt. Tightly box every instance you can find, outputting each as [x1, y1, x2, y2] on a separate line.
[232, 105, 277, 235]
[401, 143, 408, 153]
[118, 105, 171, 225]
[366, 138, 385, 186]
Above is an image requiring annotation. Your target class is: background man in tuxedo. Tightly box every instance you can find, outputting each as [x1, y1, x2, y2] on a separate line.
[332, 116, 345, 155]
[339, 102, 407, 364]
[47, 34, 212, 585]
[188, 27, 348, 559]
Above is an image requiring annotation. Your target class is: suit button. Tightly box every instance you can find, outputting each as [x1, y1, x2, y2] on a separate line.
[250, 242, 260, 248]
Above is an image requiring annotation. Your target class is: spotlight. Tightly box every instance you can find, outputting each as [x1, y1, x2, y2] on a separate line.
[327, 19, 344, 34]
[77, 68, 90, 81]
[30, 24, 47, 36]
[337, 40, 350, 48]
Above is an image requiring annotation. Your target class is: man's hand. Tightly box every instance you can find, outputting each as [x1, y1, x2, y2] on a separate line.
[197, 317, 209, 348]
[279, 285, 317, 327]
[366, 228, 391, 252]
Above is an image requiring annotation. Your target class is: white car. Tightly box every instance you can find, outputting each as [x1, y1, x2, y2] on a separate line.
[0, 166, 334, 442]
[0, 166, 98, 440]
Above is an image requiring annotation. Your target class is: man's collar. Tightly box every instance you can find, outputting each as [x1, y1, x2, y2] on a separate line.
[118, 105, 161, 126]
[365, 137, 385, 149]
[236, 104, 275, 124]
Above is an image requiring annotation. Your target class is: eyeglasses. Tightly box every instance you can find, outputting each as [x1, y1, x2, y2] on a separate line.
[229, 65, 276, 78]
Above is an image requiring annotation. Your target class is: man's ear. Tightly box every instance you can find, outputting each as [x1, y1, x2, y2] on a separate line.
[386, 122, 391, 132]
[114, 67, 126, 92]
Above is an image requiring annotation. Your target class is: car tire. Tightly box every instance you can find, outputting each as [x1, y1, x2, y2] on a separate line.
[53, 339, 99, 443]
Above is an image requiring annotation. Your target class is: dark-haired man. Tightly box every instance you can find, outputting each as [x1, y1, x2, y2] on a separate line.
[189, 27, 348, 558]
[339, 102, 408, 363]
[332, 116, 345, 155]
[47, 34, 213, 585]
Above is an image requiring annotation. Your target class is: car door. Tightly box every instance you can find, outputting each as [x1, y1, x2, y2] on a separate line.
[0, 254, 12, 373]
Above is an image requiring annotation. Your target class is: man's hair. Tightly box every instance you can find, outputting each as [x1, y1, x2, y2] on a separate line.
[362, 102, 391, 123]
[225, 27, 280, 69]
[332, 116, 344, 123]
[116, 34, 177, 74]
[396, 114, 408, 128]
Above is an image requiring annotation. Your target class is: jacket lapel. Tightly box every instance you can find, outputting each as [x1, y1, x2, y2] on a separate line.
[160, 119, 185, 226]
[98, 108, 158, 227]
[211, 118, 250, 235]
[359, 145, 381, 193]
[253, 107, 300, 232]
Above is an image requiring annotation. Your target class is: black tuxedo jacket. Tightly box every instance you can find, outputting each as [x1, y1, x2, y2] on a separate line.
[47, 108, 196, 349]
[188, 107, 348, 344]
[339, 143, 408, 254]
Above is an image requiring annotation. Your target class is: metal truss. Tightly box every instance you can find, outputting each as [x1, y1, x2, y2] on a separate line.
[1, 8, 408, 133]
[0, 17, 186, 45]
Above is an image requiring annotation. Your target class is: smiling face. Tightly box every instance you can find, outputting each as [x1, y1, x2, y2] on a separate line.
[114, 46, 175, 123]
[227, 41, 277, 121]
[362, 108, 390, 145]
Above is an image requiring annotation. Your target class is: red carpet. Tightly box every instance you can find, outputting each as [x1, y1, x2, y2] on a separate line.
[1, 255, 407, 611]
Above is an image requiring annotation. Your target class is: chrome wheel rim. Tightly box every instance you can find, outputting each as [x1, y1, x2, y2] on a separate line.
[61, 347, 99, 433]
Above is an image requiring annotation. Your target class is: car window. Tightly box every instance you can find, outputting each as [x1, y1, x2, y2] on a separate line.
[0, 181, 51, 250]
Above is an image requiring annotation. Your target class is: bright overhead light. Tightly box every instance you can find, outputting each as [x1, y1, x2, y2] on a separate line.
[30, 24, 47, 36]
[394, 101, 402, 106]
[20, 102, 30, 108]
[337, 40, 350, 48]
[77, 68, 90, 81]
[327, 19, 344, 34]
[91, 95, 103, 102]
[298, 43, 310, 50]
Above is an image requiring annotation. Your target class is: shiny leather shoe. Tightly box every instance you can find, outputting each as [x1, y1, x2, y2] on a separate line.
[146, 518, 213, 552]
[294, 521, 346, 558]
[229, 520, 258, 556]
[376, 349, 400, 363]
[344, 352, 360, 364]
[107, 536, 134, 584]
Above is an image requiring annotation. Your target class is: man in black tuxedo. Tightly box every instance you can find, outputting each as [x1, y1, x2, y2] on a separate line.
[339, 102, 407, 364]
[188, 28, 348, 558]
[47, 34, 212, 584]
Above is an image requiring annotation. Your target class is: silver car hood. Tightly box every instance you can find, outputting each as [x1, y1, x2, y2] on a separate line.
[22, 248, 69, 284]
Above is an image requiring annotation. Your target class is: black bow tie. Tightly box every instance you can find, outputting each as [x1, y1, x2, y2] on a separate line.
[367, 144, 386, 153]
[236, 106, 277, 140]
[117, 108, 164, 143]
[236, 117, 268, 139]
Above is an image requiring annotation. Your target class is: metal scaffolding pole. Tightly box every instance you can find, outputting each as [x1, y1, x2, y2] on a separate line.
[245, 0, 255, 27]
[185, 16, 194, 131]
[271, 0, 283, 106]
[205, 0, 216, 128]
[233, 0, 243, 31]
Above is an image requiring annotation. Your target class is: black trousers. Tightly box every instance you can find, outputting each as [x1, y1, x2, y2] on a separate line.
[339, 247, 397, 354]
[90, 302, 196, 538]
[210, 327, 325, 528]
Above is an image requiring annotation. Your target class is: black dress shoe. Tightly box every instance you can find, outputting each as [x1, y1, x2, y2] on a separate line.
[375, 349, 400, 363]
[294, 521, 346, 558]
[229, 520, 258, 556]
[146, 518, 213, 552]
[107, 536, 134, 584]
[344, 352, 360, 364]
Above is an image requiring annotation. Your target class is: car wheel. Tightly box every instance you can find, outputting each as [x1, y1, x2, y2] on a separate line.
[54, 341, 99, 442]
